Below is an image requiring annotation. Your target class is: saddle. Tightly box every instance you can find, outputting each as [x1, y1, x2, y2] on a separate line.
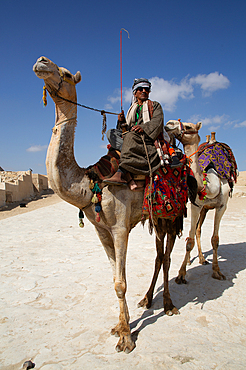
[198, 142, 238, 190]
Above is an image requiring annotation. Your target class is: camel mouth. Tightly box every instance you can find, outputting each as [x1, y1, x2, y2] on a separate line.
[33, 59, 55, 78]
[33, 65, 57, 81]
[165, 125, 175, 132]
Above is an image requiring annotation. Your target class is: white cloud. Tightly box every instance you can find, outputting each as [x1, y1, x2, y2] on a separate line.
[124, 88, 132, 104]
[26, 145, 47, 152]
[190, 72, 230, 96]
[104, 103, 113, 110]
[188, 114, 229, 131]
[117, 77, 194, 112]
[107, 88, 121, 105]
[208, 125, 221, 132]
[150, 77, 194, 112]
[107, 72, 230, 112]
[202, 114, 228, 126]
[234, 120, 246, 128]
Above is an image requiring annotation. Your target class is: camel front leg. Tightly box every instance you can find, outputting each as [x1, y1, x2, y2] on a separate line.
[94, 225, 116, 277]
[196, 207, 209, 265]
[176, 204, 201, 284]
[211, 205, 227, 280]
[163, 232, 179, 315]
[111, 228, 135, 353]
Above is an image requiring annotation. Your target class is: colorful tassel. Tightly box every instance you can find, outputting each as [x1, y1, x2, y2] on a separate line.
[95, 204, 102, 213]
[43, 86, 47, 106]
[78, 209, 85, 228]
[92, 194, 98, 203]
[89, 180, 103, 223]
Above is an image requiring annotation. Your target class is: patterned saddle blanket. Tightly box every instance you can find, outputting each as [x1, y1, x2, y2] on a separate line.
[142, 156, 189, 221]
[87, 150, 190, 222]
[198, 142, 238, 183]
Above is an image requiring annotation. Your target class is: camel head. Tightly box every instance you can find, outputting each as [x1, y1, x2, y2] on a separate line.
[33, 56, 81, 104]
[165, 120, 202, 146]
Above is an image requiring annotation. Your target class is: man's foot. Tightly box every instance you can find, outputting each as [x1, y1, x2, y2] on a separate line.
[128, 179, 138, 190]
[170, 155, 183, 168]
[103, 171, 127, 185]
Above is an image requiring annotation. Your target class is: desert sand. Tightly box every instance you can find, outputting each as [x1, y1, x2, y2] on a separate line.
[0, 173, 246, 369]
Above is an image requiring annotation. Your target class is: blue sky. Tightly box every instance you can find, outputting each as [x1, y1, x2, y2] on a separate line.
[1, 0, 246, 174]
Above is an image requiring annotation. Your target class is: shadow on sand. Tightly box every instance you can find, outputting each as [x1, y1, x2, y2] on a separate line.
[130, 241, 246, 343]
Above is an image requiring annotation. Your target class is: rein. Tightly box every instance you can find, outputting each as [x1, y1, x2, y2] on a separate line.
[43, 63, 119, 139]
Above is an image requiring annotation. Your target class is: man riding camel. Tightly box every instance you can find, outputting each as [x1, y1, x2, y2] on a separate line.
[103, 78, 181, 187]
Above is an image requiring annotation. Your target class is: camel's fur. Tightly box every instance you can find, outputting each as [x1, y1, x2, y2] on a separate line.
[166, 120, 231, 283]
[33, 57, 182, 353]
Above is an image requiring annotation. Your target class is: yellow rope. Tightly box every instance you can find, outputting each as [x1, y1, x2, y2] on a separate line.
[43, 86, 47, 106]
[58, 67, 75, 85]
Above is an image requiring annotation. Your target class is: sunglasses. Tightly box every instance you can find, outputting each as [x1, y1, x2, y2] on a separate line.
[137, 86, 150, 92]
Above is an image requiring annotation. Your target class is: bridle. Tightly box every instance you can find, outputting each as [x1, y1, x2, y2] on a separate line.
[175, 118, 199, 140]
[169, 119, 200, 166]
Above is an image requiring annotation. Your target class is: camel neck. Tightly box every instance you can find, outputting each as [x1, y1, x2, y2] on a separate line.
[46, 99, 91, 210]
[184, 143, 204, 191]
[55, 99, 77, 125]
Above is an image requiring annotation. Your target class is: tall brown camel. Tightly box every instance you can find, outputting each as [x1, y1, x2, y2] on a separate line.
[33, 56, 183, 353]
[165, 120, 234, 284]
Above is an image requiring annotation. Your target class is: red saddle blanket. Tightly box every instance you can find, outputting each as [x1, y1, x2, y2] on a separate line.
[142, 159, 188, 221]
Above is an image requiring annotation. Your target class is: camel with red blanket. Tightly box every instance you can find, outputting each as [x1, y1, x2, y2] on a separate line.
[33, 56, 188, 353]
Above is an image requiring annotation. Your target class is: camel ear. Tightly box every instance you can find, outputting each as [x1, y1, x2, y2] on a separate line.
[74, 71, 81, 84]
[196, 121, 202, 131]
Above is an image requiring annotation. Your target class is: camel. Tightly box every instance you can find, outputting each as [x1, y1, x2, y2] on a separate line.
[165, 120, 233, 283]
[33, 56, 184, 353]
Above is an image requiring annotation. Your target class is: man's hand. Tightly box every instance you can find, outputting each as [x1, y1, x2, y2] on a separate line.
[131, 125, 144, 133]
[118, 110, 126, 123]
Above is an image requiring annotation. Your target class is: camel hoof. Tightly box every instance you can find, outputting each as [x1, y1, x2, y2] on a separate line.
[137, 295, 152, 309]
[212, 271, 226, 280]
[199, 259, 209, 265]
[23, 361, 35, 369]
[165, 305, 180, 316]
[115, 336, 136, 353]
[172, 307, 180, 315]
[175, 276, 187, 284]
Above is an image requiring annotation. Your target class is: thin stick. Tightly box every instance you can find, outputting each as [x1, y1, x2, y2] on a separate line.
[120, 28, 130, 111]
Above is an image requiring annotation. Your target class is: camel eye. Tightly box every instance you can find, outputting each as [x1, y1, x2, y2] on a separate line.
[64, 73, 72, 79]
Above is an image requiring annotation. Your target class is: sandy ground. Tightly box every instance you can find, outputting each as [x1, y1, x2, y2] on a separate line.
[0, 173, 246, 370]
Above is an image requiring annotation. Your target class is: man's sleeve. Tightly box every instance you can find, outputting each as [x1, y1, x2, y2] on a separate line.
[139, 102, 163, 140]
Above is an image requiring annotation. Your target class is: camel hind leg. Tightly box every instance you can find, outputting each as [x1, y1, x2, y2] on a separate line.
[211, 204, 227, 280]
[138, 218, 179, 315]
[163, 231, 179, 315]
[138, 219, 165, 309]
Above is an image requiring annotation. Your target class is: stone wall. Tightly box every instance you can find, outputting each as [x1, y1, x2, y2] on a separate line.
[0, 171, 49, 207]
[32, 174, 49, 193]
